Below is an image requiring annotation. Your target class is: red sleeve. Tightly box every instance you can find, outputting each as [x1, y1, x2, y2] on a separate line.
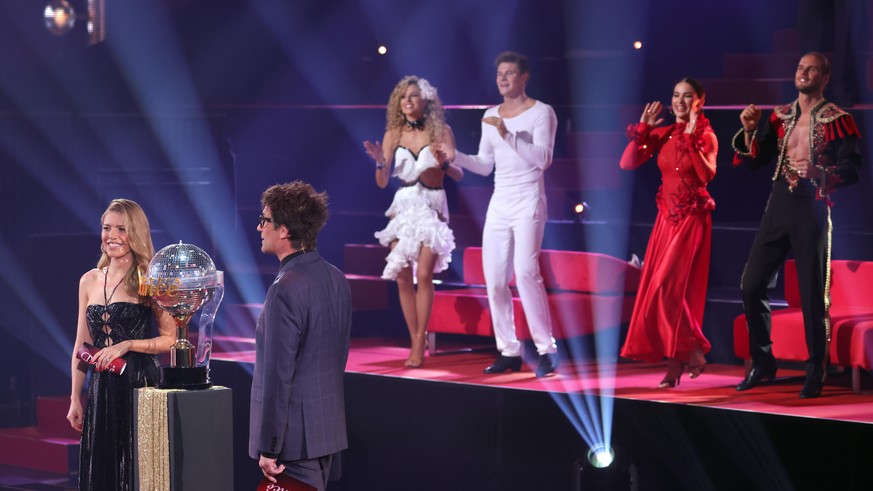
[620, 123, 669, 171]
[825, 114, 861, 142]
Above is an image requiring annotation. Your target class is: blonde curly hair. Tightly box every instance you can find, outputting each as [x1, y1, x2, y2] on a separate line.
[385, 76, 447, 144]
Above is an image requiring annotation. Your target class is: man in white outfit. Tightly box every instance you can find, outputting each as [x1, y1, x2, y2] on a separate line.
[435, 51, 558, 377]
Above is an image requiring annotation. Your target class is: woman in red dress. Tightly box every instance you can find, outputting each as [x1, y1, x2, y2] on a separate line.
[619, 78, 717, 387]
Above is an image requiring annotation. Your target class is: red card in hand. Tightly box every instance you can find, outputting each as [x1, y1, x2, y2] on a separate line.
[256, 472, 316, 491]
[77, 342, 127, 375]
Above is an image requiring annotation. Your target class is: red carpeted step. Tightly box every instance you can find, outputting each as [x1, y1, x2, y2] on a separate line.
[0, 426, 78, 475]
[341, 244, 391, 312]
[722, 52, 803, 80]
[699, 78, 794, 106]
[347, 274, 389, 312]
[0, 396, 81, 476]
[429, 287, 494, 338]
[343, 243, 389, 277]
[35, 397, 79, 440]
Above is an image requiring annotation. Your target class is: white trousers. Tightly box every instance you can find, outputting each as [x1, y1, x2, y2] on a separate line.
[482, 193, 556, 357]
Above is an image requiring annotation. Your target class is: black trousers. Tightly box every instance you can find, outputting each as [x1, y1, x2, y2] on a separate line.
[740, 179, 831, 368]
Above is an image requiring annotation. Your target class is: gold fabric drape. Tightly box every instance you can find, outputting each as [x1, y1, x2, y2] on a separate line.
[136, 387, 179, 491]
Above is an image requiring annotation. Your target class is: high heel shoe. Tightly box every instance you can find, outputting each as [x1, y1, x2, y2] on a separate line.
[688, 348, 707, 379]
[659, 361, 686, 388]
[404, 335, 426, 368]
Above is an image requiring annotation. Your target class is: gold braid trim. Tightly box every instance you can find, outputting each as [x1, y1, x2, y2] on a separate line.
[771, 116, 796, 182]
[731, 127, 757, 157]
[823, 206, 833, 371]
[813, 102, 848, 124]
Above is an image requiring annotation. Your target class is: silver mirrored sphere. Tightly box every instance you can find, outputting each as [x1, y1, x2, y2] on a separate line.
[146, 242, 217, 319]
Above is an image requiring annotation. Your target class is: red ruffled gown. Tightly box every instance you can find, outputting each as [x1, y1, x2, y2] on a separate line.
[619, 117, 716, 362]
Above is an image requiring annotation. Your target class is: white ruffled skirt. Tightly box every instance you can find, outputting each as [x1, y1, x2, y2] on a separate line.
[375, 185, 455, 280]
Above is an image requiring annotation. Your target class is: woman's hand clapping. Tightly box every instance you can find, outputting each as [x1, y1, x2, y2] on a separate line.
[640, 101, 664, 127]
[685, 104, 700, 135]
[363, 140, 385, 166]
[431, 142, 455, 165]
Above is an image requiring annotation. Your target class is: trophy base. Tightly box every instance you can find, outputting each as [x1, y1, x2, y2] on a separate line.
[158, 366, 212, 390]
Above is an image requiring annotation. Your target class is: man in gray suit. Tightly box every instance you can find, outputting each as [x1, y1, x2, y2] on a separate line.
[249, 181, 353, 490]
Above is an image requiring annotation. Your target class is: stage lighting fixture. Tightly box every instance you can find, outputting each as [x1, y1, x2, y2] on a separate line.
[633, 40, 643, 50]
[587, 443, 615, 469]
[43, 0, 105, 44]
[573, 201, 589, 215]
[86, 0, 106, 45]
[575, 446, 636, 491]
[44, 0, 76, 36]
[378, 45, 388, 55]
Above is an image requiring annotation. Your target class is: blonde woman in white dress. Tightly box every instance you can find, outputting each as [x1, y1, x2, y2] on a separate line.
[364, 76, 463, 367]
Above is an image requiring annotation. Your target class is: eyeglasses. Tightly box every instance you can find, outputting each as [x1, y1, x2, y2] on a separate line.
[258, 214, 273, 228]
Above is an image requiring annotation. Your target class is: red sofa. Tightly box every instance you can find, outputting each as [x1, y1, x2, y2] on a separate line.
[427, 247, 641, 354]
[734, 259, 873, 392]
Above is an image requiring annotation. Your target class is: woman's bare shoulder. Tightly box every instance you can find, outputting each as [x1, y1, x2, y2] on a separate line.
[79, 268, 102, 287]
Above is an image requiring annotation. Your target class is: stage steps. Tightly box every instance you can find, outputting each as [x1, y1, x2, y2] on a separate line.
[343, 243, 390, 313]
[0, 476, 74, 490]
[0, 396, 80, 478]
[341, 243, 404, 339]
[702, 29, 798, 106]
[703, 27, 873, 106]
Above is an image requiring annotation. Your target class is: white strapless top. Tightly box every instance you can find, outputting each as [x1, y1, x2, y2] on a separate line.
[392, 145, 440, 183]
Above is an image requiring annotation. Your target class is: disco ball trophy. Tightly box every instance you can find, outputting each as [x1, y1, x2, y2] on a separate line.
[143, 242, 224, 390]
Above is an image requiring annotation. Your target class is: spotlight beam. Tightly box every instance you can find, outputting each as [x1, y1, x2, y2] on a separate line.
[0, 244, 70, 372]
[105, 1, 266, 324]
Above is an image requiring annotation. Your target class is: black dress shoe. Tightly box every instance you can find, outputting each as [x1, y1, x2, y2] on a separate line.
[535, 353, 559, 378]
[736, 359, 777, 391]
[484, 355, 522, 374]
[799, 366, 825, 399]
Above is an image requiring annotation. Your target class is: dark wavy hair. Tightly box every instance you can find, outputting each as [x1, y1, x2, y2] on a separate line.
[675, 77, 707, 117]
[676, 77, 706, 101]
[261, 181, 330, 251]
[494, 51, 530, 74]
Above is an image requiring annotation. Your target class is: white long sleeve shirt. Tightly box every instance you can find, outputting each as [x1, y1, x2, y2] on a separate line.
[454, 100, 557, 201]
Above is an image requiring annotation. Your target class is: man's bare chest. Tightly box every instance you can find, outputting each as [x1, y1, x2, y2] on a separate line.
[786, 117, 811, 158]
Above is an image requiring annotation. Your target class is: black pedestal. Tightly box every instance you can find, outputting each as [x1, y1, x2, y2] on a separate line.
[134, 386, 233, 490]
[159, 366, 211, 390]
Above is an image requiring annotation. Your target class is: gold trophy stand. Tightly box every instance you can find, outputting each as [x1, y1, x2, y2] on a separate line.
[158, 316, 211, 390]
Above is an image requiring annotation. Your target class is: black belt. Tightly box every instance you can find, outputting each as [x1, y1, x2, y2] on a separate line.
[400, 180, 443, 190]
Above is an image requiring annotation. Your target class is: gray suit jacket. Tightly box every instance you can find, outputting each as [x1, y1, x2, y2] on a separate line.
[249, 251, 352, 461]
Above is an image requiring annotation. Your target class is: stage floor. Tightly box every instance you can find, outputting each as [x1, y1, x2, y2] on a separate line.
[339, 339, 873, 490]
[214, 337, 873, 425]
